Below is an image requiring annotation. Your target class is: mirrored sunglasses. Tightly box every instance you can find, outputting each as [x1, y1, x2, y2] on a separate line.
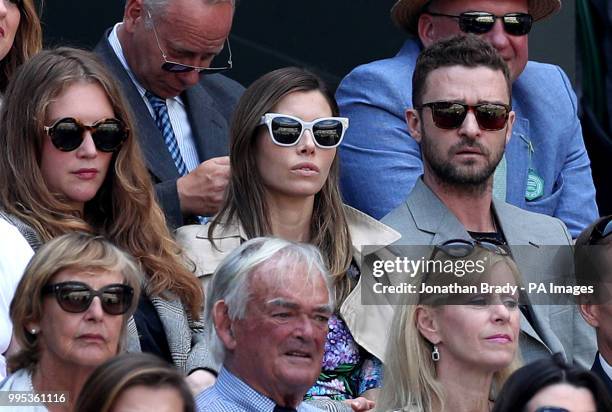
[417, 101, 511, 131]
[427, 11, 533, 36]
[42, 281, 134, 315]
[258, 113, 349, 149]
[44, 117, 129, 152]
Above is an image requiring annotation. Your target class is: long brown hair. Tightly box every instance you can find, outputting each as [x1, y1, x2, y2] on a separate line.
[0, 47, 202, 317]
[209, 67, 353, 304]
[0, 0, 42, 92]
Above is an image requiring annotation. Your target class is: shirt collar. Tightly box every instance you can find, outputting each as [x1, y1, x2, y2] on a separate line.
[599, 353, 612, 381]
[107, 23, 184, 107]
[216, 367, 277, 412]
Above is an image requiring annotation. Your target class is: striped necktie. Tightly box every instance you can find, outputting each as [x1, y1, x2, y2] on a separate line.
[145, 92, 188, 176]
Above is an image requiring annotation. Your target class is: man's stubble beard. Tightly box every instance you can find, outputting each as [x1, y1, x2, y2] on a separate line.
[419, 127, 505, 193]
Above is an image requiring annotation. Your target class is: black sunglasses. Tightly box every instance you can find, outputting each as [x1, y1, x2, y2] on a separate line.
[427, 11, 533, 36]
[42, 281, 134, 315]
[588, 215, 612, 245]
[44, 117, 129, 153]
[434, 238, 510, 259]
[417, 101, 510, 131]
[258, 113, 349, 149]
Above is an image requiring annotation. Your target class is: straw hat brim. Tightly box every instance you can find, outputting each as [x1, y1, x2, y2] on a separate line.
[391, 0, 561, 34]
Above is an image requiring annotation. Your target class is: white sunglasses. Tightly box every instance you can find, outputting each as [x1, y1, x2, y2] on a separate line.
[258, 113, 349, 149]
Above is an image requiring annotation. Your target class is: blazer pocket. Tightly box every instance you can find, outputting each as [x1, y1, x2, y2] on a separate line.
[526, 173, 564, 216]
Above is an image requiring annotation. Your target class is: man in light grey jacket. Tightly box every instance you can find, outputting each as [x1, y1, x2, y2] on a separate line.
[379, 35, 596, 367]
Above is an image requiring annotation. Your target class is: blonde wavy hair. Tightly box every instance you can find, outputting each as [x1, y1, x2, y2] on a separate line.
[9, 232, 143, 372]
[377, 247, 522, 412]
[0, 47, 203, 318]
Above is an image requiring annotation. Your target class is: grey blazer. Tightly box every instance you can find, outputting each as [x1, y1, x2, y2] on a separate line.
[94, 31, 244, 228]
[126, 295, 214, 374]
[381, 179, 596, 368]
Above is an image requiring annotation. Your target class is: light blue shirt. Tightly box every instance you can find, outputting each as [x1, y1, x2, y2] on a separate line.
[107, 23, 201, 172]
[196, 368, 323, 412]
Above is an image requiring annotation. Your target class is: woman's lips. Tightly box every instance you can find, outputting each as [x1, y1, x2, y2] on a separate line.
[77, 333, 105, 343]
[485, 334, 512, 343]
[73, 168, 99, 180]
[291, 163, 320, 176]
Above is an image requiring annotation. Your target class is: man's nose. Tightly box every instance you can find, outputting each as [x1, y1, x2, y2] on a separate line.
[176, 70, 201, 88]
[457, 109, 482, 138]
[482, 19, 510, 51]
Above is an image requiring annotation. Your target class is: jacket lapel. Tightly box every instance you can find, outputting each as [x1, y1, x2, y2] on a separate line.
[94, 31, 180, 182]
[408, 180, 471, 244]
[183, 85, 230, 161]
[505, 115, 531, 209]
[494, 199, 553, 348]
[150, 295, 192, 370]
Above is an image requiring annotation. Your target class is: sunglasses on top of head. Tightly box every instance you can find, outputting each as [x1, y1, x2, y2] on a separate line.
[147, 10, 233, 74]
[433, 238, 510, 260]
[42, 281, 134, 315]
[44, 117, 129, 153]
[416, 101, 511, 131]
[426, 11, 533, 36]
[258, 113, 349, 149]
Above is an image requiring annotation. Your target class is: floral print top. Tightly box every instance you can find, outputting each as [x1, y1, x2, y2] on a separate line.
[305, 262, 383, 401]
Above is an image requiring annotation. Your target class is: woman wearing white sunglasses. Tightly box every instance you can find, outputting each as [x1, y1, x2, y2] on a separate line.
[177, 67, 400, 411]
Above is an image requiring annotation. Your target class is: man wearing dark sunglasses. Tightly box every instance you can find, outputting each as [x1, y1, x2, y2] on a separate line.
[94, 0, 244, 228]
[337, 0, 598, 239]
[378, 35, 596, 368]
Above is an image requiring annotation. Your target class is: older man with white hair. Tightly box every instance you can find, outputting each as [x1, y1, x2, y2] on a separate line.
[197, 237, 368, 412]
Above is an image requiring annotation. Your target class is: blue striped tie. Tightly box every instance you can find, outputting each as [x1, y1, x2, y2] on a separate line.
[145, 92, 188, 176]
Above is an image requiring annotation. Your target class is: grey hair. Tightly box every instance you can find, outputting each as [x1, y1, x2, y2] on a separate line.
[206, 237, 334, 364]
[141, 0, 235, 19]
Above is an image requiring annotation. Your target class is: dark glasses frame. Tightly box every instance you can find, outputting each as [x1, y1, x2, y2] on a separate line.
[147, 10, 232, 74]
[587, 215, 612, 245]
[417, 101, 511, 131]
[42, 281, 134, 315]
[534, 408, 570, 412]
[258, 113, 349, 149]
[44, 117, 129, 152]
[433, 238, 510, 260]
[426, 11, 533, 36]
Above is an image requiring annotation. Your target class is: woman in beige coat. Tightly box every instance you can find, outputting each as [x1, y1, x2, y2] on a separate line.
[177, 67, 399, 411]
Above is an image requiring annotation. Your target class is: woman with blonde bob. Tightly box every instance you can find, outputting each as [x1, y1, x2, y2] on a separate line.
[0, 48, 211, 386]
[1, 232, 142, 412]
[177, 67, 400, 410]
[376, 242, 523, 412]
[76, 352, 195, 412]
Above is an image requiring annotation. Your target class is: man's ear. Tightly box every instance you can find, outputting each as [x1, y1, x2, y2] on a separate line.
[406, 108, 423, 143]
[505, 110, 516, 145]
[415, 305, 441, 345]
[212, 300, 237, 351]
[123, 0, 145, 33]
[418, 14, 437, 47]
[579, 303, 601, 329]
